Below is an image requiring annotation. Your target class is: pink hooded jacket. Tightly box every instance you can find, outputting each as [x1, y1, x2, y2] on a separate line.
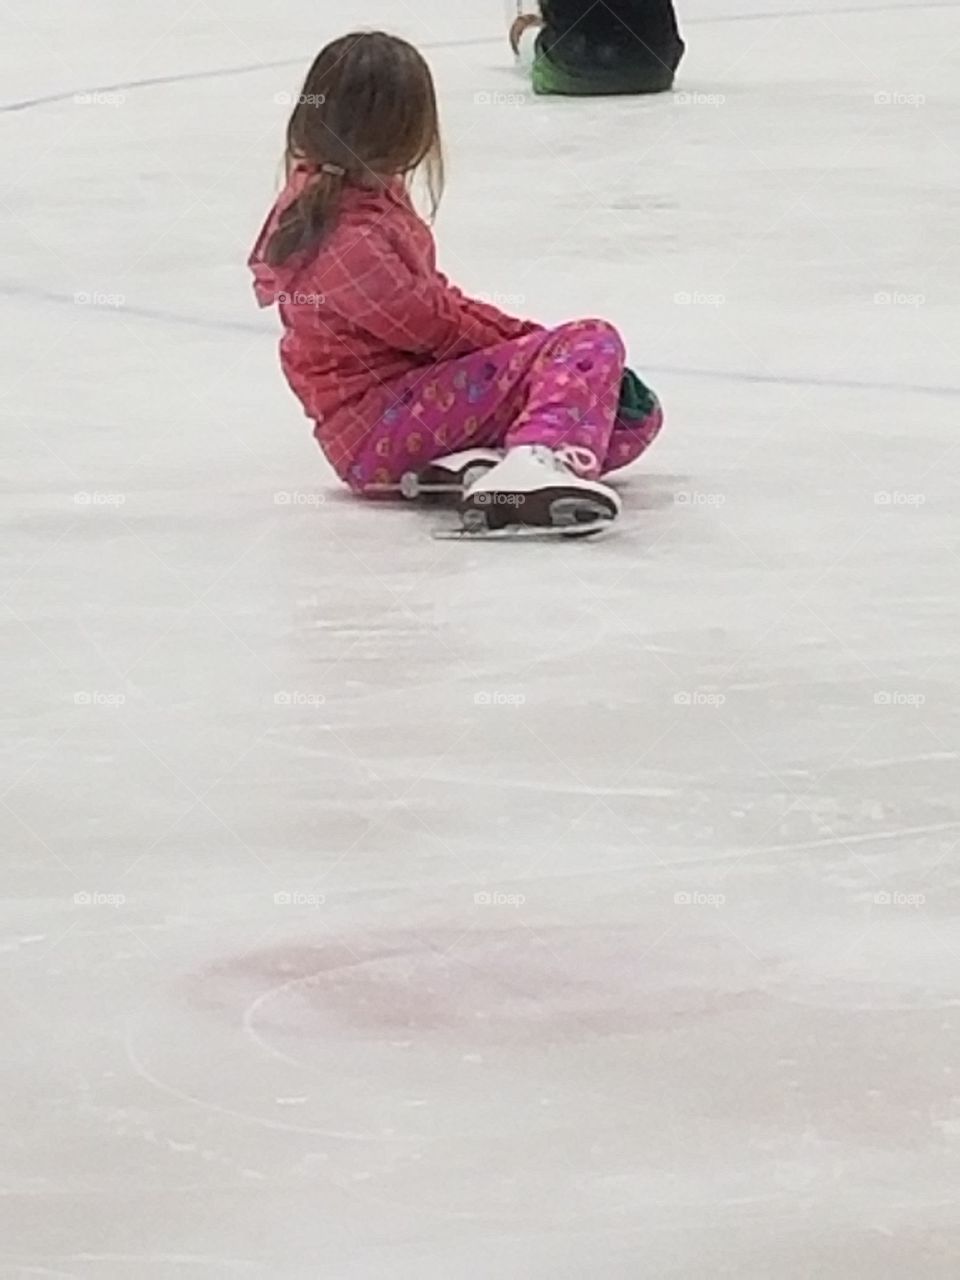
[249, 167, 541, 476]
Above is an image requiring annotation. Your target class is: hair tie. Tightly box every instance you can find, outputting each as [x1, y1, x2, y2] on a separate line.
[320, 163, 345, 177]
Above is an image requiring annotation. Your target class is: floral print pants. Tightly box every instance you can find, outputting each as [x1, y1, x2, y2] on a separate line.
[346, 319, 663, 495]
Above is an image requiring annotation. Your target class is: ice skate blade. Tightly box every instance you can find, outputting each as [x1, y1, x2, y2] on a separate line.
[364, 478, 463, 499]
[433, 520, 614, 542]
[366, 462, 496, 501]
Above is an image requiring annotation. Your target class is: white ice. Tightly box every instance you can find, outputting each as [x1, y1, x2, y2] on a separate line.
[2, 0, 959, 1275]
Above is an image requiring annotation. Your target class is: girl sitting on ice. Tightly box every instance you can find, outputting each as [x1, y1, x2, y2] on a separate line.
[249, 32, 664, 536]
[511, 0, 685, 97]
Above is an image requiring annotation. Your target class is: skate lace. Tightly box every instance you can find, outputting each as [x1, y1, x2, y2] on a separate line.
[553, 445, 599, 477]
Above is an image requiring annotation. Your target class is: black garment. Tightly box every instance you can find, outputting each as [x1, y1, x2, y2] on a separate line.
[537, 0, 685, 96]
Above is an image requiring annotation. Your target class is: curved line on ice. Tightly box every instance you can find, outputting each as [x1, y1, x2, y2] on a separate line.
[692, 0, 960, 22]
[0, 37, 496, 114]
[6, 1258, 259, 1273]
[2, 2, 959, 114]
[643, 363, 960, 400]
[0, 283, 269, 335]
[123, 1018, 423, 1143]
[0, 1268, 82, 1280]
[3, 281, 957, 401]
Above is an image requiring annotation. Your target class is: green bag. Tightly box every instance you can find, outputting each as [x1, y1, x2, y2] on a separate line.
[618, 368, 658, 422]
[532, 41, 677, 97]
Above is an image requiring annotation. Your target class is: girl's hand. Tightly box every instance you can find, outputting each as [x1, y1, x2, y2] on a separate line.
[509, 13, 543, 56]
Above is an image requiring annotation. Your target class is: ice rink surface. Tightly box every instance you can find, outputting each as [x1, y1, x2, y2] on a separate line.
[2, 0, 960, 1275]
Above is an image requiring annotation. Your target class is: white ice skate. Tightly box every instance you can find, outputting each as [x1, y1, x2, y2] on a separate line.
[366, 448, 501, 500]
[445, 444, 620, 540]
[414, 448, 501, 498]
[508, 4, 542, 66]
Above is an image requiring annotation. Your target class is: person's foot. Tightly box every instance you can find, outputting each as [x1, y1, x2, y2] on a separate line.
[400, 448, 502, 500]
[510, 11, 543, 58]
[460, 444, 620, 531]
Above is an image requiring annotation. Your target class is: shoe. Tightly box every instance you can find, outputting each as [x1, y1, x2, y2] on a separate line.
[509, 10, 543, 62]
[399, 448, 501, 500]
[459, 444, 620, 532]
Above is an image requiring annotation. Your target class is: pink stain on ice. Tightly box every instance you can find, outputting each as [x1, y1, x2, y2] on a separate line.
[188, 928, 772, 1047]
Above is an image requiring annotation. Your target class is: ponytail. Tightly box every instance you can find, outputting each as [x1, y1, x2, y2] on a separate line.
[264, 162, 346, 267]
[266, 34, 444, 266]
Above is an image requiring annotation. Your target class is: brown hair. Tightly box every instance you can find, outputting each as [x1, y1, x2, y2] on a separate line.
[265, 32, 444, 266]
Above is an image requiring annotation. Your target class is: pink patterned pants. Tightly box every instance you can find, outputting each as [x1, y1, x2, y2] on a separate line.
[347, 319, 663, 495]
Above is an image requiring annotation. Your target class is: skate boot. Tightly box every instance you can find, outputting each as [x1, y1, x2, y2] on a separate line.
[509, 6, 543, 63]
[458, 444, 620, 535]
[413, 449, 501, 498]
[367, 448, 501, 500]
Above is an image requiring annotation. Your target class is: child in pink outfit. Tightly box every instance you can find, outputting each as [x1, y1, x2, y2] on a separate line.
[250, 31, 663, 529]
